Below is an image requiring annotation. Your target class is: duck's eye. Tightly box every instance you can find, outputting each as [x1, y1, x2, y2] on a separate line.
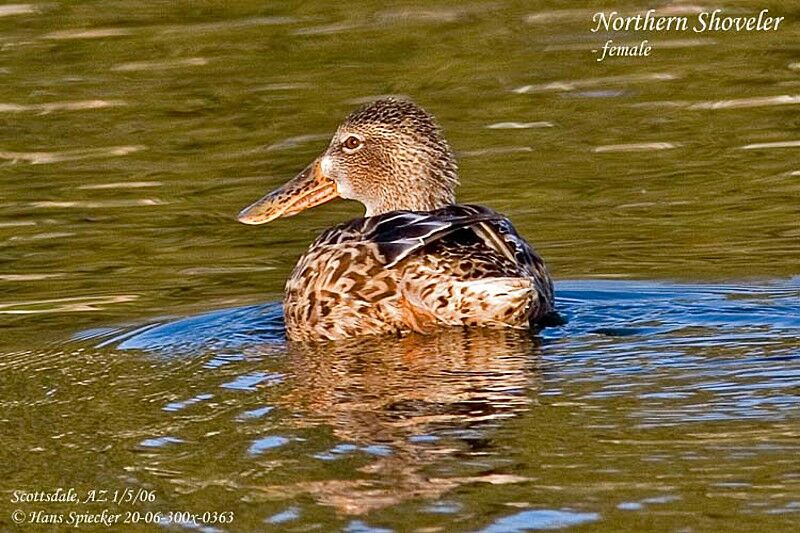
[342, 136, 362, 151]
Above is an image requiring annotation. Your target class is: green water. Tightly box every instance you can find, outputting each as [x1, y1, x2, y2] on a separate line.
[1, 1, 799, 531]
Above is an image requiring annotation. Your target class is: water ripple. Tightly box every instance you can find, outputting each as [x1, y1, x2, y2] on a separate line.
[0, 294, 138, 314]
[77, 181, 162, 190]
[634, 95, 800, 110]
[740, 140, 800, 150]
[111, 57, 208, 72]
[42, 28, 134, 40]
[30, 199, 164, 208]
[593, 142, 680, 153]
[0, 4, 39, 17]
[514, 73, 678, 93]
[0, 145, 145, 164]
[478, 509, 600, 532]
[0, 100, 126, 113]
[486, 121, 553, 130]
[157, 16, 298, 35]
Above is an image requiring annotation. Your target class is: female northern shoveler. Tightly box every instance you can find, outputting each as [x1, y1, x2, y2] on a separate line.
[237, 98, 554, 341]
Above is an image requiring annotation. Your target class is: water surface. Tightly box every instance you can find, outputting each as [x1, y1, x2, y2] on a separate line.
[1, 1, 799, 531]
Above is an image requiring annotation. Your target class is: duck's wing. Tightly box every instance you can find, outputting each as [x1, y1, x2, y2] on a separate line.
[377, 205, 521, 268]
[315, 204, 510, 267]
[317, 204, 548, 271]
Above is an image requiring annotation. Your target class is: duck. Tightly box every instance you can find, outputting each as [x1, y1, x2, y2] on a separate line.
[237, 97, 554, 342]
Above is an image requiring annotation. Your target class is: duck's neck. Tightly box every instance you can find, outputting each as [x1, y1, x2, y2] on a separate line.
[363, 157, 459, 216]
[364, 188, 455, 216]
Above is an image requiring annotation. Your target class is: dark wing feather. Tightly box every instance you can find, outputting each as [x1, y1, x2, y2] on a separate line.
[313, 203, 548, 275]
[378, 205, 520, 267]
[485, 215, 547, 275]
[316, 205, 509, 268]
[483, 213, 555, 309]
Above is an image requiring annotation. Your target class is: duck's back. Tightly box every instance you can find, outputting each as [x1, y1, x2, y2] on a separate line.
[283, 204, 554, 341]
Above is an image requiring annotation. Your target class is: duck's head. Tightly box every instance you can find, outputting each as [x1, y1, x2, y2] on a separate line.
[237, 98, 458, 224]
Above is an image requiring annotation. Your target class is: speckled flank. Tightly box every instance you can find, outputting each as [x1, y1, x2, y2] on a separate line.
[283, 205, 554, 341]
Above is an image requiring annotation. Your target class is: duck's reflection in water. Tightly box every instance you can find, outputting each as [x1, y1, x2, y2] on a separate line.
[266, 328, 542, 514]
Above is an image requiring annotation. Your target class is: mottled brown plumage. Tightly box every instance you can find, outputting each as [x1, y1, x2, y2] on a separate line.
[238, 98, 555, 341]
